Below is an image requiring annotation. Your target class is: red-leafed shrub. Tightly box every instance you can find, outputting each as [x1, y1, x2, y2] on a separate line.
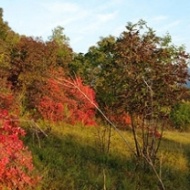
[64, 77, 97, 126]
[37, 96, 65, 122]
[36, 74, 97, 126]
[0, 109, 40, 189]
[108, 112, 131, 129]
[36, 73, 73, 122]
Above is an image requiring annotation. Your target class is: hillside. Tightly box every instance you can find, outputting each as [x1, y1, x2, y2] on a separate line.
[187, 68, 190, 88]
[186, 81, 190, 88]
[23, 123, 190, 190]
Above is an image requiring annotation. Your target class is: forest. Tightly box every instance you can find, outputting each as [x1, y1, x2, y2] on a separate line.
[0, 7, 190, 189]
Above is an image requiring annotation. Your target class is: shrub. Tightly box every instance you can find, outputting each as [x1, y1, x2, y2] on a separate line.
[108, 112, 131, 129]
[37, 76, 97, 126]
[65, 77, 97, 126]
[170, 101, 190, 130]
[0, 109, 40, 189]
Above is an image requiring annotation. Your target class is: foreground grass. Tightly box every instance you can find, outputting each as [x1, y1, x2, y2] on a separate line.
[23, 122, 190, 190]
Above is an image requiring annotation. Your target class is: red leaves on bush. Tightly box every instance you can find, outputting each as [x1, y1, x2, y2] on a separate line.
[38, 96, 64, 122]
[37, 75, 97, 126]
[64, 77, 97, 126]
[0, 109, 40, 189]
[108, 112, 131, 129]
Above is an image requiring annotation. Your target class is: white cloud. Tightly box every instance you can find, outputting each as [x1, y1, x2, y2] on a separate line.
[79, 12, 117, 34]
[41, 1, 79, 14]
[97, 12, 117, 23]
[155, 20, 181, 34]
[167, 20, 181, 28]
[151, 15, 168, 22]
[38, 1, 89, 27]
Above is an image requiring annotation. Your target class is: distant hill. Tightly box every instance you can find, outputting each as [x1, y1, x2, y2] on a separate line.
[187, 68, 190, 88]
[186, 80, 190, 88]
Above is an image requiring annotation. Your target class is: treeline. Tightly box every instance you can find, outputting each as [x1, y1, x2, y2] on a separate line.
[1, 8, 190, 128]
[0, 7, 190, 128]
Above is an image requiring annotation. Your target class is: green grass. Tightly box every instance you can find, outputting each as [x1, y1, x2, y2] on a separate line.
[23, 123, 190, 190]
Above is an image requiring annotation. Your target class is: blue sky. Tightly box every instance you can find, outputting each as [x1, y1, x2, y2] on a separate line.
[1, 0, 190, 53]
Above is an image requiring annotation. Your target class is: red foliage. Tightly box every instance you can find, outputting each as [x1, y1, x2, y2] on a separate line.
[36, 71, 72, 122]
[65, 77, 97, 126]
[108, 112, 131, 129]
[38, 96, 65, 122]
[0, 110, 40, 189]
[0, 80, 19, 114]
[36, 74, 97, 126]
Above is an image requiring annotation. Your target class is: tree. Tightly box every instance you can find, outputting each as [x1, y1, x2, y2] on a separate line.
[113, 20, 189, 189]
[170, 101, 190, 130]
[83, 36, 117, 109]
[0, 8, 19, 114]
[0, 7, 18, 80]
[70, 36, 128, 124]
[48, 26, 72, 72]
[0, 8, 19, 43]
[49, 26, 69, 46]
[115, 21, 189, 116]
[7, 36, 63, 116]
[73, 20, 189, 189]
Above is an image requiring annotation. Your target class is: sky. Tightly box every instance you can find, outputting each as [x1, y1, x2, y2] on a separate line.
[1, 0, 190, 53]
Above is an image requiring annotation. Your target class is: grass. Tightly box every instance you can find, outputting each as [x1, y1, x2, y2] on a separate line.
[23, 122, 190, 190]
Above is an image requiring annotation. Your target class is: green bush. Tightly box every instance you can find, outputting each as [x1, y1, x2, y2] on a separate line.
[170, 101, 190, 130]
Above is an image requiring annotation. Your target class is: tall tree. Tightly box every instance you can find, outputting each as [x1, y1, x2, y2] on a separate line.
[115, 20, 189, 118]
[48, 26, 72, 72]
[71, 36, 118, 114]
[113, 21, 189, 189]
[0, 8, 19, 112]
[8, 36, 60, 115]
[0, 7, 19, 80]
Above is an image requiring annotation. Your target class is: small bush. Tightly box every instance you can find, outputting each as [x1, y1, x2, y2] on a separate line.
[0, 109, 40, 189]
[170, 101, 190, 130]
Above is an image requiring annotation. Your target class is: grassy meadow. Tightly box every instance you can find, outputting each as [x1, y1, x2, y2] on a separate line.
[23, 122, 190, 190]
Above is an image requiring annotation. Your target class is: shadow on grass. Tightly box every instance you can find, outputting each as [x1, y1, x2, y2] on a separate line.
[23, 128, 190, 190]
[159, 137, 190, 190]
[24, 130, 137, 190]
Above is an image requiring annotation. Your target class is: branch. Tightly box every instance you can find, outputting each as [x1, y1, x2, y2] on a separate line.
[55, 77, 136, 156]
